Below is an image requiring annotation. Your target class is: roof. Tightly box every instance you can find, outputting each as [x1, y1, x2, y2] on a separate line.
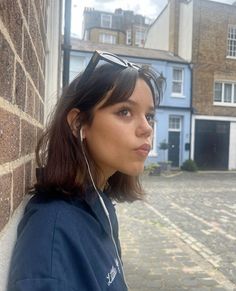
[70, 39, 189, 64]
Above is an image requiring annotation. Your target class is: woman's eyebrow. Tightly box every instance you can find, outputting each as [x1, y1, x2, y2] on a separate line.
[123, 99, 155, 112]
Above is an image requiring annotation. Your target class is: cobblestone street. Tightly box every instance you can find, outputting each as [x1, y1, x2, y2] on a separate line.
[117, 172, 236, 291]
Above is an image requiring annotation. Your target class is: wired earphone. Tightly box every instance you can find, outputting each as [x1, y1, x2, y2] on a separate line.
[79, 127, 128, 288]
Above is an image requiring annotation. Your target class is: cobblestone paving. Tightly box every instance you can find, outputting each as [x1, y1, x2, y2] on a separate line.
[116, 172, 236, 291]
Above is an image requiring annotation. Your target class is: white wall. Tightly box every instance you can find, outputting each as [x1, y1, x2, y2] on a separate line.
[145, 5, 170, 50]
[229, 122, 236, 170]
[178, 1, 193, 61]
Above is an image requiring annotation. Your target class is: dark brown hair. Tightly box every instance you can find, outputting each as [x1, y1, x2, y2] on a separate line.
[35, 63, 162, 202]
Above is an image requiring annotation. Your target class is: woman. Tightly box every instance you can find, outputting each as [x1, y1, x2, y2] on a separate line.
[7, 51, 162, 291]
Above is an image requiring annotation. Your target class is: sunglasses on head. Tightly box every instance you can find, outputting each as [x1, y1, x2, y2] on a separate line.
[79, 50, 141, 84]
[76, 50, 165, 106]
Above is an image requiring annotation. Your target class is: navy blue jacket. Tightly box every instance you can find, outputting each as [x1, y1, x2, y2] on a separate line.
[7, 190, 128, 291]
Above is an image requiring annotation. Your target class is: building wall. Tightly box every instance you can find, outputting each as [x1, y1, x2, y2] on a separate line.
[192, 0, 236, 117]
[145, 5, 170, 50]
[0, 0, 61, 288]
[0, 0, 47, 232]
[88, 28, 126, 45]
[178, 0, 193, 61]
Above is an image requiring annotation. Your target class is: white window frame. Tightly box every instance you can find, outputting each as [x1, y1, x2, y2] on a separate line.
[135, 30, 145, 47]
[149, 120, 158, 156]
[99, 33, 116, 44]
[171, 67, 184, 97]
[227, 25, 236, 58]
[126, 30, 131, 45]
[101, 14, 112, 28]
[169, 116, 181, 132]
[214, 81, 236, 107]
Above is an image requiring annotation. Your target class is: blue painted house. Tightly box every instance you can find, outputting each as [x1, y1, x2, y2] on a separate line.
[69, 39, 192, 168]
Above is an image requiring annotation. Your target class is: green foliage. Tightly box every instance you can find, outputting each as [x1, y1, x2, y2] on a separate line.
[181, 159, 198, 172]
[145, 163, 161, 176]
[145, 163, 160, 171]
[159, 140, 169, 150]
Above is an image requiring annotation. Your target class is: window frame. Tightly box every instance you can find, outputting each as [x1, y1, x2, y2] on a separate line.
[213, 81, 236, 106]
[171, 67, 184, 97]
[169, 116, 181, 132]
[227, 25, 236, 58]
[101, 14, 112, 28]
[99, 33, 116, 44]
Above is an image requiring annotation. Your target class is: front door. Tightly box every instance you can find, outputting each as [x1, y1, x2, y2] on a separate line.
[194, 120, 230, 169]
[168, 131, 180, 167]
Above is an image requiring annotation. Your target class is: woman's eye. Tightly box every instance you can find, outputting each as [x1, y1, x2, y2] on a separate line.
[117, 108, 131, 117]
[146, 113, 155, 125]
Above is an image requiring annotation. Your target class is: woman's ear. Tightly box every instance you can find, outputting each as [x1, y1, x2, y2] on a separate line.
[67, 108, 80, 137]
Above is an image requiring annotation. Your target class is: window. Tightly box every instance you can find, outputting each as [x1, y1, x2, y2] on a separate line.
[234, 84, 236, 103]
[172, 68, 184, 95]
[214, 81, 236, 105]
[135, 31, 145, 47]
[99, 33, 116, 44]
[101, 14, 112, 28]
[169, 116, 181, 131]
[126, 30, 131, 45]
[227, 25, 236, 57]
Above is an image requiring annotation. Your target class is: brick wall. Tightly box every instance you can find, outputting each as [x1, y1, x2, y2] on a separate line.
[192, 0, 236, 116]
[0, 0, 48, 232]
[89, 28, 126, 45]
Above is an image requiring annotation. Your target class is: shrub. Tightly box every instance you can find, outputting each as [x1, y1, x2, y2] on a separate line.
[181, 159, 198, 172]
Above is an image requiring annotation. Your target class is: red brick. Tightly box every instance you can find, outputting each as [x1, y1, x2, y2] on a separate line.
[0, 173, 12, 231]
[13, 165, 24, 211]
[23, 27, 39, 88]
[26, 79, 35, 117]
[0, 31, 14, 102]
[21, 120, 36, 155]
[0, 0, 23, 57]
[15, 62, 26, 111]
[0, 108, 20, 164]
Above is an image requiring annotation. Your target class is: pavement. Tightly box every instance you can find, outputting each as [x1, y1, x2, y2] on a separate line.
[116, 171, 236, 291]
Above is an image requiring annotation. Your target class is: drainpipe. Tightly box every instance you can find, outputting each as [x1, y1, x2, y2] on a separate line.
[62, 0, 72, 88]
[189, 62, 194, 160]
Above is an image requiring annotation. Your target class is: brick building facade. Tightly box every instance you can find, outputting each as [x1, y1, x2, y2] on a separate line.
[145, 0, 236, 170]
[0, 2, 62, 285]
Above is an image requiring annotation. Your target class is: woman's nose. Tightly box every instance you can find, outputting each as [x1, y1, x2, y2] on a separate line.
[136, 116, 153, 137]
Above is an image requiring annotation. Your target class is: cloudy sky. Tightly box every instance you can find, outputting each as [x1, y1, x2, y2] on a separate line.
[71, 0, 235, 38]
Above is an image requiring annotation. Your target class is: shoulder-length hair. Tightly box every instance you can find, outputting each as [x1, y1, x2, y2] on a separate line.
[35, 63, 163, 202]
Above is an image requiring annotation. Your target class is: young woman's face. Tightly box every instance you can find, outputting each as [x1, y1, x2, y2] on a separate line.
[84, 78, 155, 181]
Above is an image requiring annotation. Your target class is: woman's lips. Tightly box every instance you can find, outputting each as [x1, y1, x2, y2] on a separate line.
[135, 144, 151, 157]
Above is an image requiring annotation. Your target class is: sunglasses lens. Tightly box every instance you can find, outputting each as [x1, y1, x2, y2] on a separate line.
[101, 53, 128, 67]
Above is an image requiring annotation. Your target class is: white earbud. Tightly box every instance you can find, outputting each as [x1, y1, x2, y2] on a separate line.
[80, 127, 84, 142]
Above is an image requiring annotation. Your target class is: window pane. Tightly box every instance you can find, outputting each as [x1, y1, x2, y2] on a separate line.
[214, 82, 222, 102]
[173, 69, 182, 81]
[172, 68, 183, 94]
[227, 25, 236, 57]
[172, 82, 182, 94]
[234, 85, 236, 103]
[224, 84, 232, 102]
[169, 117, 181, 130]
[101, 14, 112, 28]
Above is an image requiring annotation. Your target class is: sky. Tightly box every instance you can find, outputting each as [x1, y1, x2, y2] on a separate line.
[71, 0, 235, 38]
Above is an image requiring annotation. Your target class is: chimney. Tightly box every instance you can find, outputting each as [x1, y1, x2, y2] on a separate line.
[169, 0, 180, 55]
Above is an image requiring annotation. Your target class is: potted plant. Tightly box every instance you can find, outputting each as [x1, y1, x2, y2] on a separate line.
[159, 140, 172, 171]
